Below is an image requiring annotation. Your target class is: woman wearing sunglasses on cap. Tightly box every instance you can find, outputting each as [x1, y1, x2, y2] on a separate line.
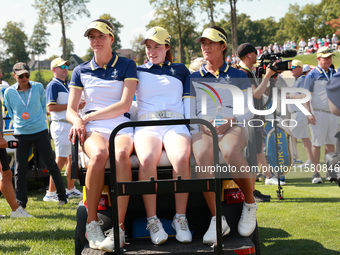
[134, 26, 192, 245]
[66, 19, 138, 251]
[185, 26, 257, 244]
[3, 62, 68, 209]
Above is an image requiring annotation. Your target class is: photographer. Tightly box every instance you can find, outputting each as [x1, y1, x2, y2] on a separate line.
[303, 47, 337, 184]
[237, 43, 283, 202]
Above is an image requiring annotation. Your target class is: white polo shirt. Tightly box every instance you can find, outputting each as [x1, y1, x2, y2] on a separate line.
[70, 53, 138, 134]
[136, 60, 190, 118]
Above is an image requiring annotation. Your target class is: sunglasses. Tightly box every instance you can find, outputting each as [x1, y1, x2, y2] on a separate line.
[18, 73, 30, 79]
[320, 48, 333, 54]
[60, 65, 69, 70]
[292, 66, 301, 69]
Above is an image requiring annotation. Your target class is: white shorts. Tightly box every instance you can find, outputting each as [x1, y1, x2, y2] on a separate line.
[86, 118, 133, 138]
[289, 112, 310, 139]
[310, 111, 338, 146]
[50, 121, 72, 157]
[134, 124, 190, 144]
[86, 119, 133, 140]
[98, 130, 133, 142]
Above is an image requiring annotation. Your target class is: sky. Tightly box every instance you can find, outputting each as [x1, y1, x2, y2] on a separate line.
[0, 0, 321, 60]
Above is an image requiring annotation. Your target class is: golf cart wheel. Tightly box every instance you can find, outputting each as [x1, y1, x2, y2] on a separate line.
[75, 225, 84, 255]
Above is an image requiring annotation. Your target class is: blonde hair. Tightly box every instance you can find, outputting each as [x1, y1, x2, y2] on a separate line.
[189, 57, 207, 73]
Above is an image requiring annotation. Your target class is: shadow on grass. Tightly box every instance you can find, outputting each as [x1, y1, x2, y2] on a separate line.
[0, 244, 31, 254]
[259, 227, 340, 255]
[0, 229, 74, 253]
[287, 178, 340, 187]
[280, 197, 340, 203]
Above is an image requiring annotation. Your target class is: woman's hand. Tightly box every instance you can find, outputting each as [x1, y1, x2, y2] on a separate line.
[215, 117, 234, 135]
[78, 101, 86, 110]
[69, 118, 86, 146]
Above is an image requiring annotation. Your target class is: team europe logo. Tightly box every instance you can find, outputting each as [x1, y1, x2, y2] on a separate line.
[111, 69, 118, 79]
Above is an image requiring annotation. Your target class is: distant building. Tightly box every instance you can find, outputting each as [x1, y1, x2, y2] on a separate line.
[116, 49, 137, 61]
[68, 54, 84, 70]
[28, 54, 84, 71]
[28, 59, 50, 71]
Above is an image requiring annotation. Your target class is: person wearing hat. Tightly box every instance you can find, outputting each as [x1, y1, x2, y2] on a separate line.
[186, 26, 257, 243]
[3, 62, 68, 209]
[303, 47, 337, 184]
[134, 26, 192, 245]
[302, 64, 311, 75]
[237, 42, 282, 197]
[288, 60, 313, 169]
[43, 58, 84, 203]
[66, 19, 138, 251]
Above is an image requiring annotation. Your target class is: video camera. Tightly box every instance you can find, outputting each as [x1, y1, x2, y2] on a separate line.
[256, 49, 297, 78]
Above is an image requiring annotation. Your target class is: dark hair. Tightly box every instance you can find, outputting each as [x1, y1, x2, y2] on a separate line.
[166, 45, 174, 62]
[208, 25, 228, 59]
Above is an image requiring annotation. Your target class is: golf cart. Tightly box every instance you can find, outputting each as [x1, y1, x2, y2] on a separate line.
[72, 115, 261, 255]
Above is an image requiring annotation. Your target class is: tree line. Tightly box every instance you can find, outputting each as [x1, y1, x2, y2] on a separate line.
[1, 0, 340, 82]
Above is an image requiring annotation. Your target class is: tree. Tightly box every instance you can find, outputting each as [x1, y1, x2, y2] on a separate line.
[189, 0, 223, 26]
[29, 16, 50, 71]
[130, 34, 146, 65]
[59, 38, 74, 60]
[326, 16, 340, 35]
[82, 48, 94, 62]
[0, 21, 29, 65]
[228, 0, 238, 55]
[149, 0, 196, 63]
[99, 14, 123, 51]
[33, 0, 90, 59]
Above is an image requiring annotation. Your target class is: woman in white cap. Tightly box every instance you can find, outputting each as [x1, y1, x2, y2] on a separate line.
[134, 26, 192, 245]
[66, 19, 138, 251]
[185, 26, 257, 244]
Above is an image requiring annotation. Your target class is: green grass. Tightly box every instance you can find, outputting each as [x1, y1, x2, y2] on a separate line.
[256, 176, 340, 255]
[285, 50, 340, 68]
[1, 141, 340, 254]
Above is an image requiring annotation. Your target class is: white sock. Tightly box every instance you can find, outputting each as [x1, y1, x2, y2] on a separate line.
[147, 215, 158, 221]
[175, 213, 186, 219]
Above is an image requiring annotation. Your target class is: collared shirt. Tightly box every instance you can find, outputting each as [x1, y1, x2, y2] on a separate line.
[289, 74, 306, 113]
[70, 52, 138, 115]
[303, 65, 335, 92]
[69, 53, 138, 134]
[46, 78, 69, 121]
[136, 60, 190, 117]
[4, 81, 47, 135]
[185, 62, 252, 122]
[303, 65, 336, 110]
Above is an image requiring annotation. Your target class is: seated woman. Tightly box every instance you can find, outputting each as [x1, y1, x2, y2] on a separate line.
[134, 26, 192, 245]
[185, 26, 257, 244]
[67, 19, 138, 252]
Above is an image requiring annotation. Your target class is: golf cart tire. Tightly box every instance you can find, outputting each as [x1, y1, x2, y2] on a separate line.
[251, 223, 261, 255]
[75, 225, 84, 255]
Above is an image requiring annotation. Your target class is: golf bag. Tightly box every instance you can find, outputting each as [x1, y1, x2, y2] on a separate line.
[263, 121, 294, 177]
[324, 131, 340, 187]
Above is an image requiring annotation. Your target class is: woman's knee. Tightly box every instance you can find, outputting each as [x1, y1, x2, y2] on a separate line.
[115, 147, 131, 165]
[193, 147, 213, 165]
[138, 153, 158, 169]
[171, 151, 190, 169]
[89, 150, 109, 166]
